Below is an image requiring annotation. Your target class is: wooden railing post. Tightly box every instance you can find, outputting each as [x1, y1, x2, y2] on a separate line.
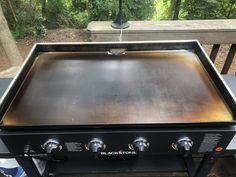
[221, 44, 236, 74]
[210, 44, 220, 63]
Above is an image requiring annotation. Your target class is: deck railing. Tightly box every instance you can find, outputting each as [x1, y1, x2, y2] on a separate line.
[87, 20, 236, 74]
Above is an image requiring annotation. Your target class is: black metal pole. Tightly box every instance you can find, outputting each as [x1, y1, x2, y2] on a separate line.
[111, 0, 130, 29]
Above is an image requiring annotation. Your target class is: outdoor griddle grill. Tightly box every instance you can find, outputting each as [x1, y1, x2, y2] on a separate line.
[0, 41, 235, 177]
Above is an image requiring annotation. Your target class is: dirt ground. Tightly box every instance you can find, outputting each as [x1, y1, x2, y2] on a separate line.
[0, 28, 235, 74]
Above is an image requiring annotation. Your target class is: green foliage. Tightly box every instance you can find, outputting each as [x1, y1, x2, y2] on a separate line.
[67, 0, 89, 28]
[68, 11, 89, 28]
[123, 0, 156, 20]
[182, 0, 236, 19]
[155, 0, 236, 20]
[1, 0, 47, 39]
[34, 15, 47, 36]
[72, 0, 87, 11]
[88, 0, 115, 20]
[88, 0, 156, 21]
[45, 0, 67, 28]
[45, 0, 89, 28]
[155, 0, 176, 20]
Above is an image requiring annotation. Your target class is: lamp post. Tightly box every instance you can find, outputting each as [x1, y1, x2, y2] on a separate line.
[111, 0, 130, 29]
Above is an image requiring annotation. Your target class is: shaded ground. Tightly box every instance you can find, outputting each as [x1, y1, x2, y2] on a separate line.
[0, 28, 235, 74]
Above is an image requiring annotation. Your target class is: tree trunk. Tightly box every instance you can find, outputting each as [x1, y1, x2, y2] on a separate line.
[0, 3, 23, 66]
[172, 0, 181, 20]
[42, 0, 46, 17]
[6, 0, 17, 22]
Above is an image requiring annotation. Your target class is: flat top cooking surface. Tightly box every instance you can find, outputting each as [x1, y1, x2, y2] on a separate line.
[2, 50, 232, 126]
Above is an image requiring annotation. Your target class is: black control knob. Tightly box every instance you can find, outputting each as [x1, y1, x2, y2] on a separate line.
[129, 137, 150, 157]
[86, 138, 106, 156]
[172, 137, 193, 154]
[41, 139, 62, 154]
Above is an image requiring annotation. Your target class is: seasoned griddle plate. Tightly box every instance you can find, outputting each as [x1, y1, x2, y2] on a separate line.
[1, 50, 233, 126]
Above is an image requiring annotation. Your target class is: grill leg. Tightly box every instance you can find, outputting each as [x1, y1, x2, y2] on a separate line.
[193, 154, 216, 177]
[184, 155, 196, 177]
[15, 155, 216, 177]
[15, 157, 41, 177]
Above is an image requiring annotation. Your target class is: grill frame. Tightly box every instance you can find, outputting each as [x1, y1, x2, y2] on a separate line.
[0, 40, 235, 129]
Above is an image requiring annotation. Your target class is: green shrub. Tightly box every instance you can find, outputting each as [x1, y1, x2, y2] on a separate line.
[71, 0, 87, 11]
[68, 11, 89, 28]
[88, 0, 115, 20]
[182, 0, 236, 20]
[45, 0, 67, 28]
[1, 0, 47, 39]
[156, 0, 236, 20]
[88, 0, 156, 21]
[12, 13, 47, 39]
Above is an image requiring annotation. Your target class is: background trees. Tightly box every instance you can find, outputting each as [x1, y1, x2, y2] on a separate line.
[0, 0, 235, 39]
[157, 0, 236, 20]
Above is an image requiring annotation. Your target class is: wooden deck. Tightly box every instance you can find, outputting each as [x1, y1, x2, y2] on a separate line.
[59, 157, 236, 177]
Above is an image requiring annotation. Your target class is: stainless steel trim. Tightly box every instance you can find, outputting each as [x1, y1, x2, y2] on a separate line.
[0, 40, 235, 127]
[196, 41, 236, 104]
[34, 40, 199, 45]
[0, 44, 38, 106]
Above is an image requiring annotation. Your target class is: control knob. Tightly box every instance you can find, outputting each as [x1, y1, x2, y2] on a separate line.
[41, 139, 62, 154]
[86, 138, 106, 157]
[129, 137, 150, 157]
[172, 137, 193, 155]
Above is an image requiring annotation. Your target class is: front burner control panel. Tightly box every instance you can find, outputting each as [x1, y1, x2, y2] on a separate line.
[84, 137, 151, 158]
[24, 136, 193, 159]
[11, 130, 234, 159]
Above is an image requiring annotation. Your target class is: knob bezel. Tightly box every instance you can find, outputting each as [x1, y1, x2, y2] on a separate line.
[85, 138, 106, 152]
[41, 139, 62, 153]
[128, 137, 150, 151]
[172, 137, 193, 151]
